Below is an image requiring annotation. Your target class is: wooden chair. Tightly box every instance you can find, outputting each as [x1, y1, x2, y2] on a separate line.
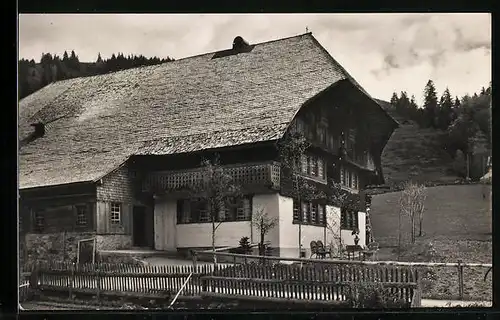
[362, 242, 379, 261]
[316, 240, 331, 259]
[309, 241, 318, 258]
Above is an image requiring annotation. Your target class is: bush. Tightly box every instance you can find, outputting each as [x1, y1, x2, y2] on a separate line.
[347, 282, 409, 308]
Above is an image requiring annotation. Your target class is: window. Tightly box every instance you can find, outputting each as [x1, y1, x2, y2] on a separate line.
[300, 154, 327, 181]
[341, 208, 358, 230]
[76, 205, 87, 226]
[318, 158, 325, 179]
[340, 166, 359, 191]
[293, 199, 326, 226]
[177, 197, 252, 224]
[293, 200, 300, 221]
[318, 205, 325, 225]
[34, 209, 45, 231]
[110, 203, 121, 224]
[302, 202, 309, 223]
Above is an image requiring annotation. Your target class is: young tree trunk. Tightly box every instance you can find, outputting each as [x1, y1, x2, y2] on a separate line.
[295, 175, 302, 258]
[411, 215, 416, 244]
[212, 219, 217, 266]
[398, 209, 402, 261]
[419, 215, 423, 237]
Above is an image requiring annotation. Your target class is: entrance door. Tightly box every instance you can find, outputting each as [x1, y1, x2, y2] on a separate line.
[133, 206, 148, 247]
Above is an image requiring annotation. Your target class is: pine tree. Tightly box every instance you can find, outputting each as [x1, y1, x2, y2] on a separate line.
[423, 80, 439, 128]
[437, 87, 453, 130]
[63, 51, 69, 62]
[96, 52, 103, 63]
[390, 92, 399, 106]
[69, 50, 80, 71]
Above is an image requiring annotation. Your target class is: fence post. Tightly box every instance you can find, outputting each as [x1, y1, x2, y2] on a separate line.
[96, 264, 101, 304]
[69, 263, 75, 300]
[191, 251, 198, 269]
[457, 260, 464, 300]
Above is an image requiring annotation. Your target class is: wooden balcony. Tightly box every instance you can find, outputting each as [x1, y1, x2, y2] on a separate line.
[144, 161, 281, 194]
[345, 149, 376, 171]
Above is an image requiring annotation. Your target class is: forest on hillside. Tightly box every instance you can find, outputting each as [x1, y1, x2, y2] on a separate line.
[18, 51, 175, 99]
[387, 80, 491, 181]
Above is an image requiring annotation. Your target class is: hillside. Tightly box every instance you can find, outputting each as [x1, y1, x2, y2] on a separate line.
[370, 184, 492, 248]
[374, 99, 458, 186]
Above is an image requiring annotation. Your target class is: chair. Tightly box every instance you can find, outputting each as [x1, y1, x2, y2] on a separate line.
[310, 241, 318, 258]
[316, 240, 331, 259]
[363, 242, 379, 261]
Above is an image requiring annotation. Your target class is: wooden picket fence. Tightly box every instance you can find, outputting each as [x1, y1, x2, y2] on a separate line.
[33, 261, 216, 300]
[30, 259, 422, 307]
[203, 262, 420, 306]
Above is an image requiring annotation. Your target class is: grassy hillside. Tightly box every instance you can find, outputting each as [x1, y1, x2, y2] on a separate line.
[375, 99, 458, 186]
[369, 184, 492, 301]
[370, 184, 492, 248]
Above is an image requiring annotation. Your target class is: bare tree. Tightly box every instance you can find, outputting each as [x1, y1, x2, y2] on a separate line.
[324, 182, 349, 257]
[276, 131, 310, 257]
[251, 207, 279, 256]
[399, 181, 427, 245]
[194, 156, 240, 265]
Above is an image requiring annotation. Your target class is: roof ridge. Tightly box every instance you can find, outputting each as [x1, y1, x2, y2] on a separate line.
[173, 32, 313, 63]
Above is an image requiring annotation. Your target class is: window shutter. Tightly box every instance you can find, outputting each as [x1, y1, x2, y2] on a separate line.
[310, 203, 317, 224]
[318, 205, 325, 225]
[301, 154, 307, 173]
[183, 200, 191, 223]
[318, 157, 324, 179]
[302, 202, 308, 223]
[243, 198, 251, 220]
[293, 200, 300, 222]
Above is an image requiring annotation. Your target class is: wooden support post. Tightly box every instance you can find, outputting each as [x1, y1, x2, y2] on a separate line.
[457, 259, 464, 300]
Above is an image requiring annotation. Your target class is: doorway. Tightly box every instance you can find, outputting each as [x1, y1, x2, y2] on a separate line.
[133, 206, 154, 248]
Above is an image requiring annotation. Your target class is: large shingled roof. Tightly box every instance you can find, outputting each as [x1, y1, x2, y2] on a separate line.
[19, 33, 391, 190]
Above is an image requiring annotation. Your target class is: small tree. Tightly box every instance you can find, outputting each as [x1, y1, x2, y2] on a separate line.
[324, 182, 349, 257]
[399, 181, 427, 246]
[251, 207, 279, 257]
[193, 155, 240, 265]
[276, 131, 310, 257]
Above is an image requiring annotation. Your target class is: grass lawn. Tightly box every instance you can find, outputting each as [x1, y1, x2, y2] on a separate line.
[370, 184, 492, 301]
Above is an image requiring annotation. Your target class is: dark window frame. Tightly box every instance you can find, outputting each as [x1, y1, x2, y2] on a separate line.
[293, 199, 326, 227]
[75, 204, 88, 227]
[341, 207, 359, 230]
[177, 196, 252, 224]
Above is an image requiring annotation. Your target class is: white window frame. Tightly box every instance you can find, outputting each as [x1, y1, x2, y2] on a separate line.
[76, 204, 87, 226]
[110, 203, 121, 224]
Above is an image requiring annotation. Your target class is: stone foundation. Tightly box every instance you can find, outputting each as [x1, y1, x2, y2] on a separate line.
[95, 234, 132, 250]
[22, 232, 97, 268]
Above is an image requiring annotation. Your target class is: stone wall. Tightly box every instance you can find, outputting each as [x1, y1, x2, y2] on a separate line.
[22, 231, 97, 268]
[95, 234, 132, 250]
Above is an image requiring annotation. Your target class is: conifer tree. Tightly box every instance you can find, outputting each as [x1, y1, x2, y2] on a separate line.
[437, 88, 454, 130]
[423, 80, 439, 128]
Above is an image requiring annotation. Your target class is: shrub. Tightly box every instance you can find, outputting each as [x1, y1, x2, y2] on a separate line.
[347, 282, 409, 308]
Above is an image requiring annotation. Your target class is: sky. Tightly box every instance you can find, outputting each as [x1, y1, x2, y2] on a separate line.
[18, 13, 491, 105]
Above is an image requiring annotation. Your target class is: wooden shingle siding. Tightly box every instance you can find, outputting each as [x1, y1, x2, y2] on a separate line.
[96, 164, 136, 204]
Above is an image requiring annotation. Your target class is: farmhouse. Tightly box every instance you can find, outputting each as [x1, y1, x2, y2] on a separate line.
[19, 33, 397, 262]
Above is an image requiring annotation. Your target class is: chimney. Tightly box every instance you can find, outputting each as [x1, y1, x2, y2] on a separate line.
[232, 36, 250, 51]
[31, 122, 45, 139]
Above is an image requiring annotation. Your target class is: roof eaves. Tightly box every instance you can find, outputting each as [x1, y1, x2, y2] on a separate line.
[91, 157, 132, 183]
[308, 34, 399, 129]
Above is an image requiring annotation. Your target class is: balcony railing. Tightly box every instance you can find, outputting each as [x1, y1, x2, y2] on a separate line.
[345, 149, 376, 171]
[144, 161, 281, 193]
